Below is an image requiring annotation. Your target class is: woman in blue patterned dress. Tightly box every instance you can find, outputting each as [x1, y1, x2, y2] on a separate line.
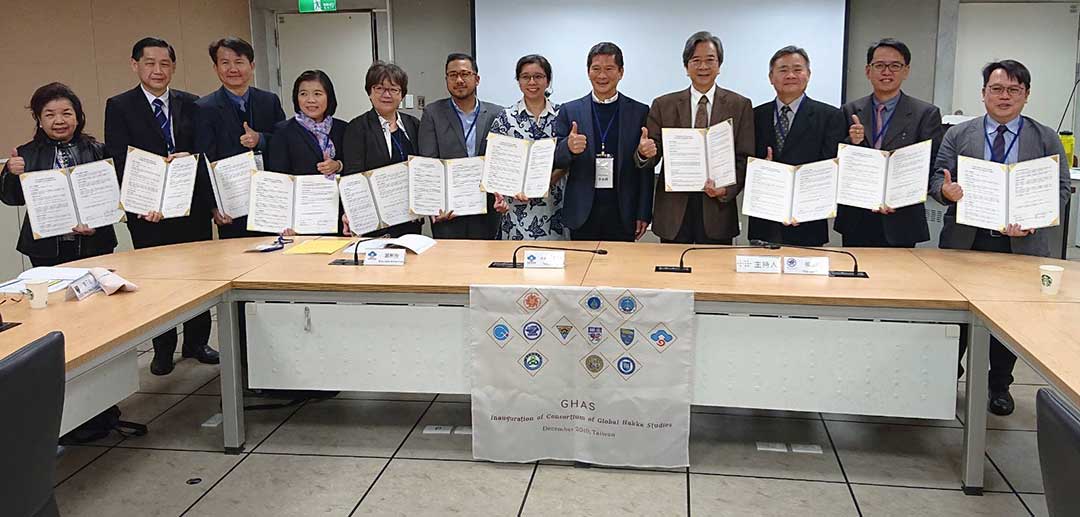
[489, 54, 568, 240]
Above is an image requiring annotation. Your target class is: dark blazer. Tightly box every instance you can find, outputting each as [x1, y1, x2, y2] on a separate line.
[194, 86, 285, 236]
[750, 96, 846, 246]
[645, 87, 755, 241]
[553, 93, 655, 234]
[929, 115, 1070, 258]
[104, 86, 211, 248]
[265, 117, 347, 174]
[0, 137, 117, 259]
[836, 92, 944, 246]
[343, 109, 419, 174]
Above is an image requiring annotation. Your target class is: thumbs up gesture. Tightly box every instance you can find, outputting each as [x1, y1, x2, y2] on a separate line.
[637, 127, 657, 159]
[849, 114, 865, 144]
[240, 122, 260, 149]
[941, 169, 964, 202]
[6, 148, 25, 175]
[567, 121, 588, 155]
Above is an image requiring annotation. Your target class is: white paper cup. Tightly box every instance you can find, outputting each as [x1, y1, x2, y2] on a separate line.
[1039, 265, 1064, 295]
[26, 280, 49, 309]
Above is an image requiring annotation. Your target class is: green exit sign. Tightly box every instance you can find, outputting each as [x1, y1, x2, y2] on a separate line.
[298, 0, 336, 12]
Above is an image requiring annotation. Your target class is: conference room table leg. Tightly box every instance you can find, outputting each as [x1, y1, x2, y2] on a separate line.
[962, 319, 990, 495]
[218, 298, 246, 453]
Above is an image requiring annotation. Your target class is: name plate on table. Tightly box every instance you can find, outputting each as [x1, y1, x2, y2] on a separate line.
[735, 255, 782, 274]
[783, 256, 829, 275]
[523, 250, 565, 269]
[363, 249, 406, 266]
[66, 272, 101, 301]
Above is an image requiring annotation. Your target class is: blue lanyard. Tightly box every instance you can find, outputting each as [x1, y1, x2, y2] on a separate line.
[983, 115, 1024, 163]
[390, 129, 409, 161]
[592, 103, 620, 155]
[870, 93, 901, 147]
[461, 111, 479, 148]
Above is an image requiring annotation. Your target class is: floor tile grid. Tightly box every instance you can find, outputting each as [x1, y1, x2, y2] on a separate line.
[817, 412, 865, 516]
[111, 375, 225, 454]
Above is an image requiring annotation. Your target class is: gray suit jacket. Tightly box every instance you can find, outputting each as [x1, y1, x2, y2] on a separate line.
[417, 98, 502, 159]
[929, 115, 1070, 257]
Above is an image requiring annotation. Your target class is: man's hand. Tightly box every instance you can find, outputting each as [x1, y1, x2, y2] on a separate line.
[1003, 223, 1034, 237]
[140, 211, 164, 223]
[567, 121, 587, 155]
[281, 228, 297, 237]
[849, 114, 865, 144]
[635, 220, 648, 240]
[342, 214, 353, 236]
[941, 169, 964, 202]
[637, 127, 657, 159]
[494, 195, 510, 214]
[872, 205, 897, 215]
[704, 179, 727, 199]
[433, 210, 456, 223]
[164, 152, 191, 163]
[240, 122, 260, 149]
[72, 223, 95, 236]
[212, 208, 233, 226]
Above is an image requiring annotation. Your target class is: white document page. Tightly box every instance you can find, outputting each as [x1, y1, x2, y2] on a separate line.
[69, 159, 122, 228]
[159, 153, 198, 218]
[836, 143, 888, 210]
[522, 138, 556, 198]
[338, 174, 380, 235]
[246, 171, 294, 234]
[293, 174, 339, 234]
[706, 119, 737, 187]
[481, 133, 530, 195]
[883, 139, 932, 209]
[790, 158, 838, 224]
[662, 127, 707, 191]
[20, 169, 79, 239]
[368, 163, 413, 227]
[956, 155, 1008, 231]
[387, 234, 436, 254]
[119, 146, 166, 215]
[446, 157, 486, 216]
[1008, 155, 1060, 229]
[742, 158, 795, 224]
[210, 151, 257, 218]
[408, 156, 446, 216]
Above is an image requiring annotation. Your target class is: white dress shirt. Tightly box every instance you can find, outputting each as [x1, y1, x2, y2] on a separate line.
[690, 84, 717, 128]
[591, 92, 620, 104]
[141, 85, 174, 144]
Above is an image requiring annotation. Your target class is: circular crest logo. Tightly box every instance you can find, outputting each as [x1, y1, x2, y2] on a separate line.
[585, 354, 605, 374]
[618, 296, 636, 314]
[523, 352, 543, 371]
[617, 357, 636, 375]
[785, 257, 797, 268]
[1041, 274, 1052, 287]
[586, 296, 602, 310]
[492, 323, 511, 341]
[523, 292, 542, 311]
[522, 321, 543, 340]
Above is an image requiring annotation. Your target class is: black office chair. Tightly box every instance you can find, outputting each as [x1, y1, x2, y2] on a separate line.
[1037, 388, 1080, 517]
[0, 331, 65, 517]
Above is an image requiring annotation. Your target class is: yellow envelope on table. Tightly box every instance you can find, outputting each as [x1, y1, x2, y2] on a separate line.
[284, 238, 353, 255]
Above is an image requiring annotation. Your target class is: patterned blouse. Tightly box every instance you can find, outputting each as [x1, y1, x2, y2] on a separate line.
[488, 99, 568, 240]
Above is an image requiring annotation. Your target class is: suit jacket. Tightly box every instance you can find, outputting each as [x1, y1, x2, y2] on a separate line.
[104, 86, 211, 247]
[265, 117, 347, 174]
[751, 96, 846, 246]
[342, 109, 420, 174]
[646, 87, 755, 241]
[0, 137, 116, 259]
[836, 93, 944, 245]
[553, 93, 655, 234]
[929, 115, 1070, 258]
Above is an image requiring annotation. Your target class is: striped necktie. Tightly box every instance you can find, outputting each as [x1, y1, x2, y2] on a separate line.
[152, 98, 174, 154]
[775, 105, 792, 154]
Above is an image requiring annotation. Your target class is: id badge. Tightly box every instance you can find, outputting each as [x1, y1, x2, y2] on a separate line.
[594, 155, 614, 189]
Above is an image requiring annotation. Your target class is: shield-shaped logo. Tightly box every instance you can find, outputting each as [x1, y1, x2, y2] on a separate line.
[587, 325, 603, 344]
[557, 325, 573, 340]
[620, 328, 635, 346]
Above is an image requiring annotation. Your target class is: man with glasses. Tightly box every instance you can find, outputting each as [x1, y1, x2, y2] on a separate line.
[644, 31, 754, 245]
[417, 52, 502, 239]
[930, 60, 1070, 416]
[837, 39, 944, 248]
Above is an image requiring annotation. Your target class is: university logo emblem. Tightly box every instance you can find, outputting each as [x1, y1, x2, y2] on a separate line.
[584, 354, 605, 374]
[786, 257, 798, 268]
[523, 352, 543, 372]
[650, 329, 673, 348]
[523, 292, 543, 311]
[587, 326, 604, 344]
[586, 296, 602, 310]
[522, 321, 543, 341]
[618, 296, 636, 314]
[367, 251, 378, 259]
[617, 356, 636, 376]
[492, 324, 511, 341]
[557, 325, 574, 340]
[620, 328, 635, 346]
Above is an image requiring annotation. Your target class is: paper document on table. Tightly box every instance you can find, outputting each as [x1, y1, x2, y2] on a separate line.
[341, 233, 435, 255]
[283, 238, 353, 255]
[0, 266, 92, 294]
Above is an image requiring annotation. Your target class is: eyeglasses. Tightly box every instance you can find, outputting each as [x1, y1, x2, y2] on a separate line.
[986, 85, 1026, 97]
[688, 57, 719, 68]
[518, 73, 548, 83]
[446, 71, 476, 81]
[870, 61, 906, 72]
[372, 85, 402, 96]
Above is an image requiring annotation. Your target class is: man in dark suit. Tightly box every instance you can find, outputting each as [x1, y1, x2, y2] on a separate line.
[104, 37, 217, 375]
[645, 31, 755, 244]
[750, 46, 846, 246]
[930, 60, 1071, 416]
[553, 42, 655, 242]
[837, 38, 944, 248]
[194, 37, 285, 238]
[417, 53, 502, 239]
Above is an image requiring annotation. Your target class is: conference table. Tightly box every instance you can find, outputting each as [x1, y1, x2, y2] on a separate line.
[2, 237, 1078, 496]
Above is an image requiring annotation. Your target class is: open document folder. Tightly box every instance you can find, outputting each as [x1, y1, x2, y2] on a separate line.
[341, 234, 436, 255]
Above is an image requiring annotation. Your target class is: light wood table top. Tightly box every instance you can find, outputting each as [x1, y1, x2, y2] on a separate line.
[913, 249, 1080, 302]
[65, 237, 296, 281]
[1, 279, 228, 371]
[970, 301, 1080, 408]
[581, 242, 968, 309]
[231, 240, 602, 294]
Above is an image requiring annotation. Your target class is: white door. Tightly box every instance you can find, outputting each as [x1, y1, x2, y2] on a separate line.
[952, 3, 1080, 127]
[277, 11, 375, 122]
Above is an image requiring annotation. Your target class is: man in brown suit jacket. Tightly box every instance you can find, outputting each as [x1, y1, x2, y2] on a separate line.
[642, 31, 755, 244]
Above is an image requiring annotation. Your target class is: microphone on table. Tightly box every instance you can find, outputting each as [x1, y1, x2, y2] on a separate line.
[489, 245, 608, 269]
[327, 239, 369, 266]
[655, 244, 773, 273]
[748, 239, 868, 278]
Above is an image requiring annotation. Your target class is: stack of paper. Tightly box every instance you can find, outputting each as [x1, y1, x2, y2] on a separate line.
[341, 234, 436, 255]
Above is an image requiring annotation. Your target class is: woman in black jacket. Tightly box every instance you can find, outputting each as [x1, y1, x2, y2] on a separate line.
[265, 70, 346, 235]
[1, 82, 116, 266]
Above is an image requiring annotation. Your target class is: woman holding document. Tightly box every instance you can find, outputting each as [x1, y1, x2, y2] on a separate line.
[341, 62, 422, 238]
[490, 54, 567, 240]
[265, 70, 346, 235]
[1, 83, 116, 266]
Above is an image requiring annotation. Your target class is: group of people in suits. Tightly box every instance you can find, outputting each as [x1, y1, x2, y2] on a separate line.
[0, 31, 1071, 416]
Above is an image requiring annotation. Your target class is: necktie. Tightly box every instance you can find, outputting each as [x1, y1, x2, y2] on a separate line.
[152, 99, 174, 154]
[992, 125, 1009, 163]
[775, 105, 792, 154]
[695, 95, 709, 129]
[873, 103, 887, 149]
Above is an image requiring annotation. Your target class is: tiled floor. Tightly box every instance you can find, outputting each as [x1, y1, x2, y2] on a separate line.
[52, 342, 1053, 516]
